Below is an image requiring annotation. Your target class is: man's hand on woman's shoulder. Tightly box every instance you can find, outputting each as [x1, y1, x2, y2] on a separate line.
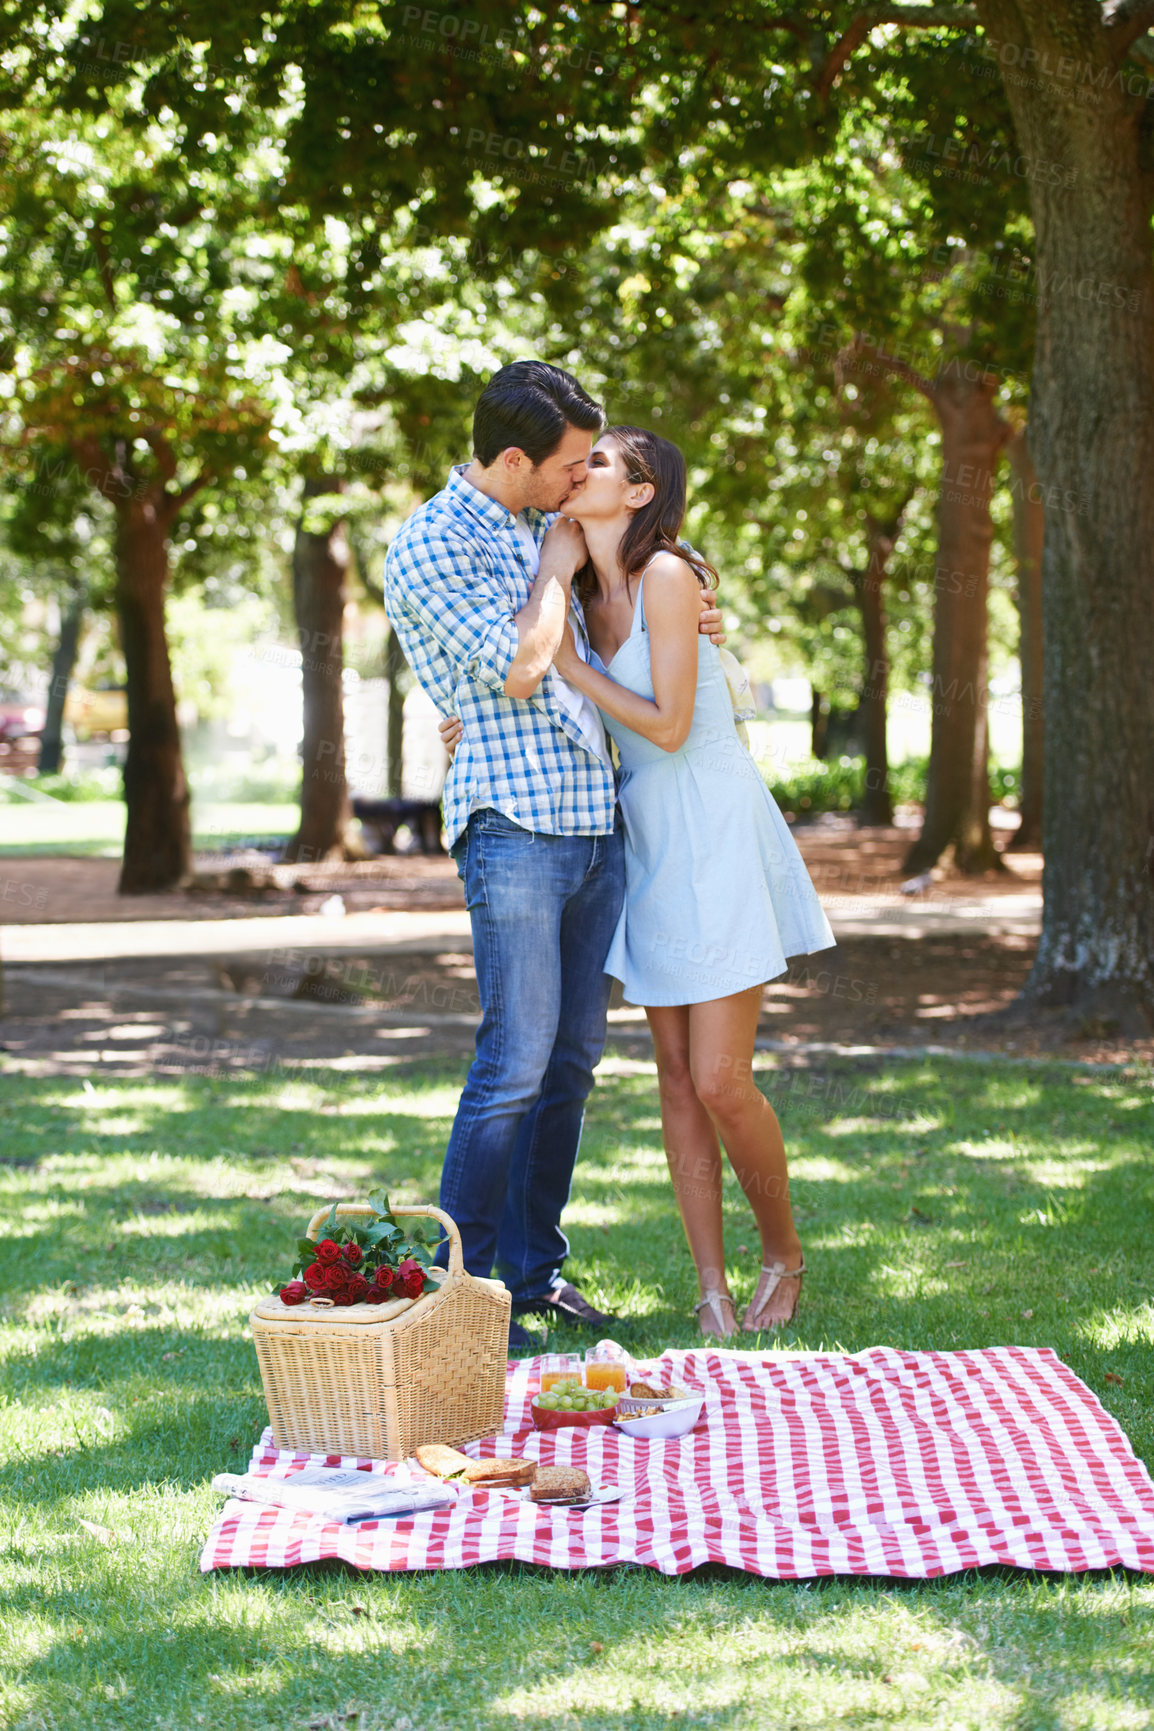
[698, 590, 726, 646]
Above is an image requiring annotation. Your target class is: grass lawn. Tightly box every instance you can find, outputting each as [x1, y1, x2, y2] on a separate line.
[1, 1054, 1152, 1730]
[0, 800, 297, 858]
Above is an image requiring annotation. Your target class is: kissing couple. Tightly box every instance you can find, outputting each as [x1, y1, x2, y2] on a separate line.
[385, 360, 834, 1348]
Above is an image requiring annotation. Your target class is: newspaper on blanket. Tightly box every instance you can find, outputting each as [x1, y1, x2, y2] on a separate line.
[212, 1465, 456, 1523]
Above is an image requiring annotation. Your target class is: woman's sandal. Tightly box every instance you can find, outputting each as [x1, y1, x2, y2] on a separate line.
[694, 1290, 738, 1340]
[741, 1258, 806, 1333]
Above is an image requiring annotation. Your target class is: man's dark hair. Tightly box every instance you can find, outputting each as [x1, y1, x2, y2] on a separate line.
[473, 360, 604, 467]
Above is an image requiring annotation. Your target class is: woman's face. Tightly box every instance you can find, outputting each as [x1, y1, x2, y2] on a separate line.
[562, 436, 649, 523]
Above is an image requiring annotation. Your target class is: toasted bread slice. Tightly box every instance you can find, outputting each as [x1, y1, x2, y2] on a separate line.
[415, 1445, 535, 1487]
[530, 1465, 591, 1503]
[461, 1457, 535, 1487]
[414, 1443, 474, 1480]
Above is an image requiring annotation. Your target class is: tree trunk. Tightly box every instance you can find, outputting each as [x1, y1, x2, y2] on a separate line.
[1005, 426, 1044, 851]
[38, 586, 85, 776]
[347, 529, 404, 799]
[974, 0, 1154, 1026]
[283, 477, 360, 864]
[903, 363, 1009, 876]
[385, 624, 405, 797]
[852, 507, 907, 826]
[810, 688, 829, 759]
[115, 494, 192, 893]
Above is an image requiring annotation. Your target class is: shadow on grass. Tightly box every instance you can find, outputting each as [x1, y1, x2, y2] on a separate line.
[2, 1549, 1152, 1731]
[1, 1060, 1152, 1728]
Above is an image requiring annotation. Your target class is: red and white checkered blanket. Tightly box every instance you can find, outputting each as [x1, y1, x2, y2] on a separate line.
[201, 1345, 1154, 1578]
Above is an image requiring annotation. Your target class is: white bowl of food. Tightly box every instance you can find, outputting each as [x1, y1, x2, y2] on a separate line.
[613, 1396, 704, 1440]
[616, 1378, 694, 1414]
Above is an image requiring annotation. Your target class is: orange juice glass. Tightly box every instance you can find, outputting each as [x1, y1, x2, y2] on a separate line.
[584, 1350, 627, 1393]
[540, 1352, 581, 1393]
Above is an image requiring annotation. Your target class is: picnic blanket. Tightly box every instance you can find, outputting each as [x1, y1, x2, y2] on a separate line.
[201, 1344, 1154, 1579]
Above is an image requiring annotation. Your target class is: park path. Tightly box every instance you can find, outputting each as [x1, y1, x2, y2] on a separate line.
[6, 827, 1141, 1071]
[4, 886, 1041, 966]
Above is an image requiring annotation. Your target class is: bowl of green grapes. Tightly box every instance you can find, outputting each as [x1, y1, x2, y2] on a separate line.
[531, 1378, 620, 1430]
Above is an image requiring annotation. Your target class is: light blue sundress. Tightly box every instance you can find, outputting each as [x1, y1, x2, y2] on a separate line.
[593, 568, 835, 1006]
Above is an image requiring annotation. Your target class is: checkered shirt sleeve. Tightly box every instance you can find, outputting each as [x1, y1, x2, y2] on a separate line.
[384, 475, 617, 846]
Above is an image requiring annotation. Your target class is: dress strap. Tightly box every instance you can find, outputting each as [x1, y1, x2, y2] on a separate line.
[633, 553, 664, 635]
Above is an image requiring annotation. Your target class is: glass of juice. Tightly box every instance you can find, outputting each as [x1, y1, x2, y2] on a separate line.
[540, 1353, 582, 1393]
[584, 1346, 627, 1393]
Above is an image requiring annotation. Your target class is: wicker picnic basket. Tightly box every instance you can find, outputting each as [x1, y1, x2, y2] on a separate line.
[250, 1202, 511, 1460]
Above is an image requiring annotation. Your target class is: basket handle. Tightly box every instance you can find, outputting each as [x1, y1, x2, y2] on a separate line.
[304, 1201, 464, 1275]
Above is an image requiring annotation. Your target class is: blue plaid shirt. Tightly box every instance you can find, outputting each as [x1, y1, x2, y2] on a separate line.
[384, 465, 617, 846]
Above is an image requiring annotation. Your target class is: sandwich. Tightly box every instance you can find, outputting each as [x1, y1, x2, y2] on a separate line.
[530, 1465, 592, 1504]
[628, 1380, 690, 1402]
[414, 1443, 535, 1487]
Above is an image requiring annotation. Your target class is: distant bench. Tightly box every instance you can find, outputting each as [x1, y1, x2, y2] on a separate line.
[351, 796, 444, 855]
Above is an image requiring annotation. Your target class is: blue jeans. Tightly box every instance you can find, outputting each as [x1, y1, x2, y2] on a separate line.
[439, 808, 625, 1301]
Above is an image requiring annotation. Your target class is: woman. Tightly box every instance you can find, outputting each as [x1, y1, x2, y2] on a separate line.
[445, 427, 835, 1338]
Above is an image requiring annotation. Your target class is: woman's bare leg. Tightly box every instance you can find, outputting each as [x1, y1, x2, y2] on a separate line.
[687, 985, 804, 1329]
[646, 1004, 737, 1337]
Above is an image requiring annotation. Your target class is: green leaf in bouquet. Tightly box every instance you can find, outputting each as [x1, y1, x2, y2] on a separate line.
[297, 1238, 318, 1262]
[366, 1188, 390, 1218]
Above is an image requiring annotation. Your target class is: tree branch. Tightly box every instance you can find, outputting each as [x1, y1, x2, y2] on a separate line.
[815, 4, 980, 99]
[761, 13, 812, 38]
[165, 470, 213, 517]
[88, 227, 119, 314]
[70, 433, 131, 504]
[837, 335, 940, 404]
[141, 429, 212, 517]
[1102, 0, 1154, 57]
[142, 427, 177, 484]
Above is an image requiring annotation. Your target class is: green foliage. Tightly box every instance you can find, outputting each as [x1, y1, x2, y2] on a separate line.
[0, 766, 122, 804]
[768, 752, 1021, 820]
[0, 1, 1059, 813]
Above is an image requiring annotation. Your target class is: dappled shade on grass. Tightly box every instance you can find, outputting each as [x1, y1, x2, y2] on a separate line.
[0, 1057, 1152, 1729]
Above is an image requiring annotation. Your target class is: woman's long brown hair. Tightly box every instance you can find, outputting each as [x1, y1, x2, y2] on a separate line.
[573, 426, 719, 608]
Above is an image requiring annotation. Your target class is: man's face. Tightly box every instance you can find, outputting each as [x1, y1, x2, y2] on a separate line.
[521, 423, 594, 512]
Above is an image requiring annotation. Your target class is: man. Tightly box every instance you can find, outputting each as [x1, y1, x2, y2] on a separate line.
[385, 360, 721, 1347]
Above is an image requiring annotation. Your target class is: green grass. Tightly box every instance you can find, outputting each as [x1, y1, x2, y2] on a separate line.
[1, 1055, 1152, 1730]
[0, 799, 297, 858]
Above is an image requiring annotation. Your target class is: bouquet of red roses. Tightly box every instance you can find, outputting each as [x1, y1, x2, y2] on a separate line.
[274, 1191, 437, 1309]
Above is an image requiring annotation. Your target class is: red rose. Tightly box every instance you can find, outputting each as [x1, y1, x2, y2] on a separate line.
[332, 1290, 353, 1306]
[303, 1262, 326, 1290]
[347, 1273, 370, 1302]
[324, 1264, 348, 1292]
[363, 1287, 386, 1305]
[373, 1264, 395, 1290]
[316, 1239, 341, 1264]
[341, 1241, 364, 1267]
[397, 1257, 421, 1280]
[401, 1269, 426, 1299]
[280, 1280, 308, 1305]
